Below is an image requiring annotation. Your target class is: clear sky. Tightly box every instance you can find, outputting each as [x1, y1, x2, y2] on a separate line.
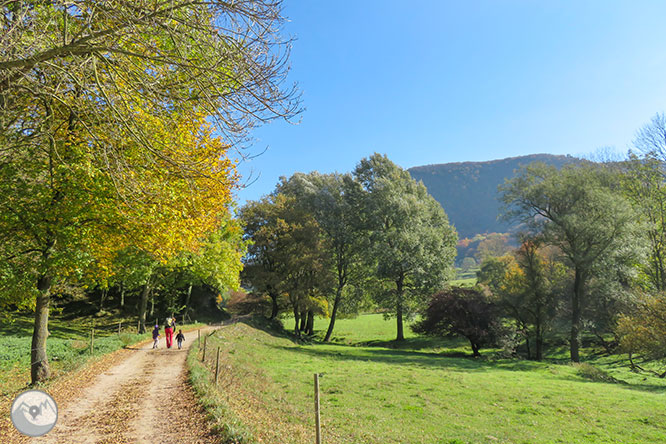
[234, 1, 666, 204]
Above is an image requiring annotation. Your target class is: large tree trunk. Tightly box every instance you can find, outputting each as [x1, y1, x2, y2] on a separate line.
[305, 310, 314, 336]
[471, 341, 481, 357]
[396, 275, 405, 342]
[138, 276, 151, 334]
[570, 267, 583, 362]
[31, 275, 52, 384]
[324, 287, 343, 342]
[268, 290, 279, 320]
[99, 287, 108, 312]
[149, 288, 155, 317]
[535, 320, 543, 361]
[299, 310, 307, 331]
[293, 306, 300, 336]
[119, 282, 125, 308]
[184, 282, 193, 322]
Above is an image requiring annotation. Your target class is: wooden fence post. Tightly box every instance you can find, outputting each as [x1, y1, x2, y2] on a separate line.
[198, 329, 201, 346]
[202, 335, 207, 362]
[118, 322, 122, 335]
[90, 328, 95, 355]
[215, 347, 221, 385]
[314, 373, 321, 444]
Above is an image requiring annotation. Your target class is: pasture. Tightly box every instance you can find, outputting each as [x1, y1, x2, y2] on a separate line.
[197, 314, 666, 444]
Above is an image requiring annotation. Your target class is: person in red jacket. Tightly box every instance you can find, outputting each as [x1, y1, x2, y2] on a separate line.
[164, 316, 175, 348]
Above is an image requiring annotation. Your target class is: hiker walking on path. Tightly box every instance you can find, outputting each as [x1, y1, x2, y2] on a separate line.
[152, 325, 161, 349]
[175, 330, 185, 350]
[165, 316, 175, 348]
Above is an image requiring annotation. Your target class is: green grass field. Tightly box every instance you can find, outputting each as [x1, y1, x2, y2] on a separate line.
[195, 314, 666, 444]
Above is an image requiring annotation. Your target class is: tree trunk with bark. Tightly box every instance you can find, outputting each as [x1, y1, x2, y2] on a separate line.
[293, 306, 300, 336]
[299, 310, 307, 331]
[570, 267, 584, 362]
[396, 275, 405, 341]
[183, 282, 193, 322]
[535, 322, 543, 361]
[119, 282, 125, 308]
[268, 290, 279, 319]
[31, 274, 52, 384]
[99, 287, 108, 312]
[138, 276, 151, 334]
[324, 286, 343, 342]
[305, 310, 314, 336]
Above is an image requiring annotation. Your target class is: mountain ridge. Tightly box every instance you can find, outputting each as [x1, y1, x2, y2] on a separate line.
[408, 153, 579, 238]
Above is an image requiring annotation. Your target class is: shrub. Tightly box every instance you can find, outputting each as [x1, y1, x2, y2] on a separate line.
[574, 363, 623, 384]
[413, 287, 505, 357]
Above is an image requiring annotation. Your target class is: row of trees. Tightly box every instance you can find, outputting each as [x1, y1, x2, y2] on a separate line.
[464, 114, 666, 371]
[0, 1, 299, 383]
[241, 153, 458, 341]
[242, 114, 666, 375]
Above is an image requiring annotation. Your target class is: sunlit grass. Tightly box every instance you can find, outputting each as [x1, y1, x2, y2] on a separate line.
[201, 315, 666, 444]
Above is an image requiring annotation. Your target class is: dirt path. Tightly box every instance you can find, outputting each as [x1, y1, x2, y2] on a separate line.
[6, 327, 221, 444]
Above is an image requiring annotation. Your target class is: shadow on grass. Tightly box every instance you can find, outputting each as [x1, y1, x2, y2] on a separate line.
[240, 316, 308, 346]
[269, 342, 546, 373]
[0, 316, 96, 339]
[264, 337, 666, 394]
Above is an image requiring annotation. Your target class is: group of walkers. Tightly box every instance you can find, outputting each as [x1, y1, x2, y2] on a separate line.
[152, 316, 185, 350]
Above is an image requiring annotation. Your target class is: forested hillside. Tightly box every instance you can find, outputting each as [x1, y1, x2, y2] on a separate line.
[408, 154, 578, 237]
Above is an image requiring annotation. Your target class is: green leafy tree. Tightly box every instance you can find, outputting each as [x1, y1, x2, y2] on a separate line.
[241, 191, 332, 333]
[241, 194, 290, 320]
[171, 218, 247, 322]
[501, 163, 644, 362]
[622, 152, 666, 291]
[279, 172, 368, 341]
[353, 154, 457, 341]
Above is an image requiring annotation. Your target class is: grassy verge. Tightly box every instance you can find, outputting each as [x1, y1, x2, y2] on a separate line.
[193, 314, 666, 444]
[187, 329, 257, 444]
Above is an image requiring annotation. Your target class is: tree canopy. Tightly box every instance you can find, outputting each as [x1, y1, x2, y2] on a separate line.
[501, 163, 644, 362]
[0, 0, 298, 383]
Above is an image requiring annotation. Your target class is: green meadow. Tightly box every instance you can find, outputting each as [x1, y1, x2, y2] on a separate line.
[195, 314, 666, 444]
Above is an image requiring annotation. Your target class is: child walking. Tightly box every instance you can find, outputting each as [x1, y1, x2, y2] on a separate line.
[152, 324, 161, 349]
[175, 330, 185, 350]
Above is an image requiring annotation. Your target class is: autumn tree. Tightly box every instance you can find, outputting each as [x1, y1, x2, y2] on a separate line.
[491, 238, 566, 360]
[616, 293, 666, 378]
[0, 1, 298, 383]
[501, 163, 644, 362]
[170, 218, 247, 323]
[476, 255, 514, 295]
[353, 154, 457, 341]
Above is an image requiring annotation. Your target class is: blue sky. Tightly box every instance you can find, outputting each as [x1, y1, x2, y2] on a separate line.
[234, 1, 666, 204]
